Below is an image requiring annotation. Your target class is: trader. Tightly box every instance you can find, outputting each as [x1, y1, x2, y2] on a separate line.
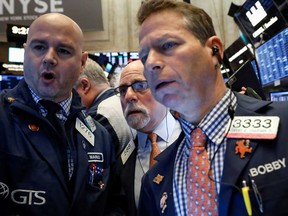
[137, 0, 288, 215]
[0, 13, 114, 216]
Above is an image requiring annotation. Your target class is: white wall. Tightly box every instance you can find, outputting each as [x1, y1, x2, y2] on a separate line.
[83, 0, 246, 53]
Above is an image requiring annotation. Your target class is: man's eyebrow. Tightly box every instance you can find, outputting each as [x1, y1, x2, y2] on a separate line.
[29, 39, 45, 44]
[119, 79, 144, 87]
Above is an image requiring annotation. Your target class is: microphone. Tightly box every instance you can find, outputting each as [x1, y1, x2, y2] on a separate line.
[228, 105, 235, 120]
[212, 46, 235, 120]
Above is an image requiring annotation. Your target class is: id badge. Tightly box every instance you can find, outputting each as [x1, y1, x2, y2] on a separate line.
[227, 116, 279, 139]
[76, 118, 95, 146]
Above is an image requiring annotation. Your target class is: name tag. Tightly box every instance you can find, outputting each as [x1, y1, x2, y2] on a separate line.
[227, 116, 279, 139]
[121, 140, 135, 165]
[88, 152, 104, 163]
[76, 118, 95, 146]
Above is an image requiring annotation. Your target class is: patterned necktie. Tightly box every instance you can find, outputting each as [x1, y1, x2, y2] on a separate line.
[148, 132, 161, 167]
[187, 128, 218, 215]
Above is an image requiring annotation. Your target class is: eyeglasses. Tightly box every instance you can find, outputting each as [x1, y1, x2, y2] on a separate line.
[114, 80, 148, 97]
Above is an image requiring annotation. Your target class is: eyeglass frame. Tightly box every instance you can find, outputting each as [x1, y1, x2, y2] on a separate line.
[114, 80, 149, 97]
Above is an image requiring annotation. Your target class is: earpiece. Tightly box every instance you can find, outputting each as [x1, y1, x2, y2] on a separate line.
[212, 46, 222, 65]
[212, 46, 219, 56]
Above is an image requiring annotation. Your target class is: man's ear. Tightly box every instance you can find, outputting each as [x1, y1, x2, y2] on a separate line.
[206, 36, 224, 58]
[81, 51, 88, 70]
[80, 77, 91, 94]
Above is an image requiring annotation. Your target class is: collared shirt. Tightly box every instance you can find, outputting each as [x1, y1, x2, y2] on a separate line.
[29, 87, 72, 121]
[173, 89, 237, 215]
[134, 111, 182, 207]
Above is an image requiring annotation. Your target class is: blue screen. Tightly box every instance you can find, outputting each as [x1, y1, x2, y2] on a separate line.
[270, 91, 288, 101]
[0, 74, 23, 91]
[255, 27, 288, 86]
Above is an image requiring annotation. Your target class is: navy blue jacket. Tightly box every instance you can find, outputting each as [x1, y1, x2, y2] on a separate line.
[138, 93, 288, 216]
[0, 80, 115, 216]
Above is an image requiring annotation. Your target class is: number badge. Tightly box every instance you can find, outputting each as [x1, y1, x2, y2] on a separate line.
[227, 116, 279, 139]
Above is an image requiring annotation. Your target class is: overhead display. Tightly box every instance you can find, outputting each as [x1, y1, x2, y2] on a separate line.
[0, 0, 103, 34]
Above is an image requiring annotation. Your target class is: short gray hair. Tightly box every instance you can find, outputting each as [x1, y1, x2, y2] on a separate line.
[78, 58, 109, 86]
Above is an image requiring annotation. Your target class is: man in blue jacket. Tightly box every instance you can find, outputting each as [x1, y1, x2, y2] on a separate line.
[136, 0, 288, 215]
[0, 13, 114, 216]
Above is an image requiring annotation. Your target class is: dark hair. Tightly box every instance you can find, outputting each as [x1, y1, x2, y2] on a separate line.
[137, 0, 216, 45]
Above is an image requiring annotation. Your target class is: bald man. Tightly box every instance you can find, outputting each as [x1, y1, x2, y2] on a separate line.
[0, 13, 114, 216]
[109, 60, 183, 215]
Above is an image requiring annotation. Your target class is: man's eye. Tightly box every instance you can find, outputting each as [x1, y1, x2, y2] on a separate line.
[135, 83, 145, 89]
[134, 82, 148, 91]
[58, 48, 71, 55]
[162, 41, 176, 50]
[33, 44, 45, 51]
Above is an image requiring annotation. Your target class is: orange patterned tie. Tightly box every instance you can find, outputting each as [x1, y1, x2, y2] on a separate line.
[148, 133, 161, 167]
[187, 128, 218, 215]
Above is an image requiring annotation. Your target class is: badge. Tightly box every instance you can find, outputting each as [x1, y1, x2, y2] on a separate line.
[227, 116, 279, 139]
[160, 192, 168, 214]
[89, 162, 104, 189]
[28, 124, 39, 131]
[75, 118, 95, 146]
[121, 140, 135, 165]
[235, 139, 252, 158]
[7, 97, 15, 103]
[84, 115, 96, 132]
[88, 152, 104, 163]
[153, 174, 164, 184]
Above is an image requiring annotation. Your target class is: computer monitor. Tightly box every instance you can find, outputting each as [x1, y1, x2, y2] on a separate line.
[8, 47, 24, 63]
[0, 74, 23, 91]
[226, 60, 266, 100]
[270, 91, 288, 101]
[255, 27, 288, 86]
[224, 37, 254, 72]
[233, 0, 286, 47]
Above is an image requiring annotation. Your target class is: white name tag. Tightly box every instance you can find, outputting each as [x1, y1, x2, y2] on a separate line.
[76, 118, 95, 146]
[227, 116, 279, 139]
[88, 152, 104, 163]
[121, 139, 135, 165]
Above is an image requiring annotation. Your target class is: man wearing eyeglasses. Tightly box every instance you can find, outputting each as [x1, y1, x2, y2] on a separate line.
[110, 60, 183, 216]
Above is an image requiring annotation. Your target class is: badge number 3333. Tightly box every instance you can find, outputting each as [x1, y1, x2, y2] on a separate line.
[227, 116, 280, 139]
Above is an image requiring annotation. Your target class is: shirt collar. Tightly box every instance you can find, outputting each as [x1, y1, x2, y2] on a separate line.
[95, 87, 113, 101]
[179, 89, 237, 145]
[138, 111, 177, 149]
[29, 87, 72, 117]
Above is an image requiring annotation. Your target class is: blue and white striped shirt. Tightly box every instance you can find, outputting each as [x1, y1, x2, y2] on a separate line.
[173, 89, 237, 215]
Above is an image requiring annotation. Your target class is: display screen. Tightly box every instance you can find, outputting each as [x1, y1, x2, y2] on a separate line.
[0, 74, 23, 91]
[8, 47, 25, 63]
[234, 0, 286, 47]
[255, 27, 288, 86]
[225, 59, 266, 100]
[270, 91, 288, 101]
[105, 62, 113, 73]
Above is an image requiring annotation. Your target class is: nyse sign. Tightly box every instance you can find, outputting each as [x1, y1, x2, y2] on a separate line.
[0, 0, 63, 14]
[0, 0, 103, 34]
